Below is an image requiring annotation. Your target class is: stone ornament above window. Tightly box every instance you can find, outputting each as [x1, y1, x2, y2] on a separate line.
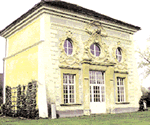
[112, 42, 127, 70]
[59, 31, 80, 65]
[83, 21, 109, 64]
[85, 21, 107, 37]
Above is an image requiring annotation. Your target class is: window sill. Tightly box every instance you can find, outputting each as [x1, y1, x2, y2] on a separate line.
[115, 102, 130, 104]
[60, 104, 82, 106]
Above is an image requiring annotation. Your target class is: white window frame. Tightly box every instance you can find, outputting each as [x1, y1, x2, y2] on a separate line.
[90, 71, 105, 103]
[117, 77, 125, 102]
[63, 74, 76, 104]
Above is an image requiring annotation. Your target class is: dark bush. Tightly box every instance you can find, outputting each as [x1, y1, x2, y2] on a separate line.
[2, 81, 39, 119]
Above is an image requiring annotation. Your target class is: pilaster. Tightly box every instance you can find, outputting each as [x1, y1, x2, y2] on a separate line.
[82, 61, 90, 115]
[38, 14, 48, 118]
[105, 66, 115, 113]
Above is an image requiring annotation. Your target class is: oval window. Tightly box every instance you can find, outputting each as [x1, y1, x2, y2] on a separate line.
[116, 47, 122, 62]
[90, 43, 100, 56]
[64, 39, 73, 55]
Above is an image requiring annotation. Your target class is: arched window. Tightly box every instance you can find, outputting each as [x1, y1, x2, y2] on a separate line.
[64, 39, 73, 55]
[90, 43, 100, 56]
[116, 47, 122, 62]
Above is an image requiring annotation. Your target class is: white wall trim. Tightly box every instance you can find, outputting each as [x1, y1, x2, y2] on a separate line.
[3, 38, 8, 103]
[40, 15, 45, 41]
[37, 15, 48, 118]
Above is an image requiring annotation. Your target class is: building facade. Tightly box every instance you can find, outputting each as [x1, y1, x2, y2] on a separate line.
[0, 0, 141, 118]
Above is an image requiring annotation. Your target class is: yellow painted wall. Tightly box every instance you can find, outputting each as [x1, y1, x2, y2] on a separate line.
[7, 18, 40, 57]
[5, 46, 38, 87]
[5, 17, 40, 87]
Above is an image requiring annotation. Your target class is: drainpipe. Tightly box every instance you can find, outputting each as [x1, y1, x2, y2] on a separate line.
[2, 37, 6, 104]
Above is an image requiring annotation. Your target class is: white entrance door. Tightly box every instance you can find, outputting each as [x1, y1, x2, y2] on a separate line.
[90, 71, 106, 114]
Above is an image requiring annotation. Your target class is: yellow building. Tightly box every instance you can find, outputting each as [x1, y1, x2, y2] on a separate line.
[0, 0, 141, 118]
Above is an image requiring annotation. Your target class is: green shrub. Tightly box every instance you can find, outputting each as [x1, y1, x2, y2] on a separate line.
[2, 81, 39, 119]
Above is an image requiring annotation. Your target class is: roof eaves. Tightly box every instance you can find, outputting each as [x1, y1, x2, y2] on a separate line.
[43, 1, 141, 31]
[0, 1, 43, 36]
[0, 1, 141, 37]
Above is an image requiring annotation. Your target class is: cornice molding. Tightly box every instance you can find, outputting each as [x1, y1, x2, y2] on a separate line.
[114, 70, 128, 74]
[3, 40, 44, 61]
[1, 5, 139, 38]
[59, 65, 81, 70]
[51, 22, 132, 43]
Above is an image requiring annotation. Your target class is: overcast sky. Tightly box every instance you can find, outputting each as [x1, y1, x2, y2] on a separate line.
[0, 0, 150, 87]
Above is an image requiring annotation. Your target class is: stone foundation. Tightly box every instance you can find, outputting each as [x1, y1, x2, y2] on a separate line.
[56, 110, 84, 118]
[113, 107, 139, 113]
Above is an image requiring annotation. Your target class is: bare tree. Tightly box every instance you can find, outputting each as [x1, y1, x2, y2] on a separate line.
[137, 46, 150, 77]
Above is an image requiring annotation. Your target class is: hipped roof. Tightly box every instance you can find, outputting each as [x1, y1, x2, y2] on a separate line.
[0, 0, 141, 37]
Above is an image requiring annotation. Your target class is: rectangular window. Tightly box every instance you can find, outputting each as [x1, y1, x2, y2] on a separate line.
[117, 77, 125, 102]
[90, 71, 105, 102]
[63, 74, 75, 104]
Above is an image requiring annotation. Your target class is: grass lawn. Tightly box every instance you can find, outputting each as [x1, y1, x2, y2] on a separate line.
[1, 110, 150, 125]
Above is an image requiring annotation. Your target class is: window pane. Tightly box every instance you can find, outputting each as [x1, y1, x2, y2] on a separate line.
[102, 95, 105, 102]
[95, 45, 100, 51]
[64, 39, 73, 55]
[68, 40, 72, 47]
[117, 87, 120, 94]
[102, 72, 104, 84]
[90, 43, 100, 56]
[93, 86, 100, 102]
[96, 51, 100, 56]
[90, 71, 105, 103]
[117, 78, 119, 85]
[68, 49, 73, 55]
[119, 56, 122, 62]
[120, 79, 122, 85]
[64, 40, 67, 48]
[63, 75, 67, 84]
[65, 98, 68, 103]
[72, 76, 74, 84]
[116, 47, 122, 62]
[118, 95, 120, 102]
[65, 48, 68, 54]
[63, 74, 75, 103]
[91, 50, 94, 55]
[90, 44, 94, 50]
[118, 48, 121, 55]
[117, 78, 125, 102]
[95, 44, 100, 56]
